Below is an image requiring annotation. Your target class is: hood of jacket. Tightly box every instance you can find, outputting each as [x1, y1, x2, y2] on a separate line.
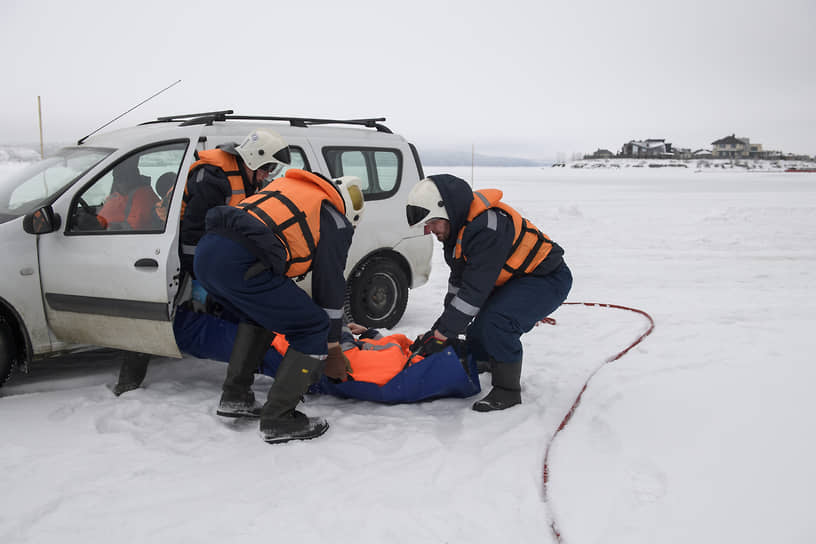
[427, 174, 473, 248]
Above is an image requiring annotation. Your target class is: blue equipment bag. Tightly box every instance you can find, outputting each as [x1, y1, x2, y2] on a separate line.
[312, 346, 481, 404]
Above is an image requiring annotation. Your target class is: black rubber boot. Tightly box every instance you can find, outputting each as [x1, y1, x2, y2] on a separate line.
[475, 359, 492, 374]
[113, 352, 151, 396]
[260, 348, 329, 444]
[472, 360, 522, 412]
[217, 322, 276, 418]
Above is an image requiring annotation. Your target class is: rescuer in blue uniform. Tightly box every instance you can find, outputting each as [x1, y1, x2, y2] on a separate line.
[180, 129, 291, 277]
[195, 169, 365, 444]
[406, 174, 572, 412]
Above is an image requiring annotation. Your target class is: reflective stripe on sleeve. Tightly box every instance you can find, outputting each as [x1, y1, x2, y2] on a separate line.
[450, 295, 479, 316]
[324, 307, 345, 319]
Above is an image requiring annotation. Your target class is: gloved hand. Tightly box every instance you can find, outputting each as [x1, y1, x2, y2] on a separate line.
[410, 330, 449, 357]
[191, 280, 209, 306]
[324, 344, 351, 382]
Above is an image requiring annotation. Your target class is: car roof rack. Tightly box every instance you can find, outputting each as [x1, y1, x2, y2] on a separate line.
[142, 110, 392, 133]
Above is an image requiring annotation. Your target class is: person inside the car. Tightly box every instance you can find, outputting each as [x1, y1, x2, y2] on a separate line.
[179, 129, 291, 278]
[95, 157, 160, 230]
[195, 169, 365, 444]
[152, 171, 177, 224]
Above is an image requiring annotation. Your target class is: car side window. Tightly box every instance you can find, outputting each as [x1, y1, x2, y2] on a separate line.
[374, 151, 399, 192]
[277, 146, 309, 176]
[68, 142, 188, 234]
[323, 147, 402, 201]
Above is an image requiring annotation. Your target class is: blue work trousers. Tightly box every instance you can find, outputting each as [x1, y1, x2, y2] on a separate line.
[466, 262, 573, 363]
[194, 233, 329, 355]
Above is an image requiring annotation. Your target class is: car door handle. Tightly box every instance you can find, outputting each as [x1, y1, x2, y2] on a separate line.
[134, 258, 159, 268]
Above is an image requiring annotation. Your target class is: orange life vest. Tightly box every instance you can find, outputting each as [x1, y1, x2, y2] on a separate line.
[344, 334, 418, 385]
[454, 189, 553, 286]
[238, 169, 346, 278]
[97, 185, 159, 230]
[270, 332, 421, 386]
[181, 149, 247, 220]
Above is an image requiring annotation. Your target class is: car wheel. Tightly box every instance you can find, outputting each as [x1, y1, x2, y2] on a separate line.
[345, 258, 408, 329]
[0, 319, 15, 388]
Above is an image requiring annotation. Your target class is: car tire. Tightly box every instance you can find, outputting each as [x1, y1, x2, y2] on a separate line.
[0, 319, 15, 388]
[345, 257, 408, 329]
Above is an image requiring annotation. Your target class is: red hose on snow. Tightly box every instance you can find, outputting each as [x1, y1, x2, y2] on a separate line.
[541, 302, 655, 542]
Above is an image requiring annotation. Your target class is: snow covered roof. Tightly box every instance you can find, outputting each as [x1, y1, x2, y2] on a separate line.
[629, 139, 668, 150]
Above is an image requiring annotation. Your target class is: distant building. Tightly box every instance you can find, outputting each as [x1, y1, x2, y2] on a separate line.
[711, 134, 764, 158]
[620, 139, 673, 158]
[673, 147, 693, 160]
[585, 148, 615, 159]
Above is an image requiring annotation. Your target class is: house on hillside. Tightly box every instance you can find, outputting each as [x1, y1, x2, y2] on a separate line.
[620, 139, 673, 158]
[711, 134, 763, 159]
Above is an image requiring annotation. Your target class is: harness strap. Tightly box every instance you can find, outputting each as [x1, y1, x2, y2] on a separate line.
[502, 220, 551, 278]
[504, 231, 545, 278]
[223, 170, 245, 198]
[240, 190, 317, 265]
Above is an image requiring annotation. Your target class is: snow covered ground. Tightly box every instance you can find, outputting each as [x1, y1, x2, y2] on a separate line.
[1, 163, 815, 543]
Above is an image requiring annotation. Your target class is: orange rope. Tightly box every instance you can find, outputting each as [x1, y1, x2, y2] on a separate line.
[541, 302, 656, 541]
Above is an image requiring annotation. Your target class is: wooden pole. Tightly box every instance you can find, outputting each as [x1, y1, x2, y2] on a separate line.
[471, 143, 475, 187]
[37, 96, 44, 158]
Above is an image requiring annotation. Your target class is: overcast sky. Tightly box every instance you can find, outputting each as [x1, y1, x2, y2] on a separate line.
[1, 0, 814, 159]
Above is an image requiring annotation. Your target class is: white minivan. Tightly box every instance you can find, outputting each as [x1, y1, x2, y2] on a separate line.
[0, 111, 433, 386]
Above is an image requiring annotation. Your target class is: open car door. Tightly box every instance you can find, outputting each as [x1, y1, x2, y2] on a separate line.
[36, 124, 204, 357]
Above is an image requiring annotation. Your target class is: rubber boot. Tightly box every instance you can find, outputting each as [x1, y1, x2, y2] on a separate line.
[475, 359, 492, 374]
[260, 348, 329, 444]
[217, 322, 276, 418]
[113, 352, 151, 396]
[472, 360, 522, 412]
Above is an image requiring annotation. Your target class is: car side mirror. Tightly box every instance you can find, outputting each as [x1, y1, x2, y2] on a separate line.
[23, 206, 61, 235]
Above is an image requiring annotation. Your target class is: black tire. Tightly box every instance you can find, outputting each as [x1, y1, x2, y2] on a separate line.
[345, 258, 408, 329]
[0, 319, 15, 388]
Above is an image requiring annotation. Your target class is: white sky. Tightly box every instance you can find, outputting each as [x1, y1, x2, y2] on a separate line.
[1, 0, 814, 159]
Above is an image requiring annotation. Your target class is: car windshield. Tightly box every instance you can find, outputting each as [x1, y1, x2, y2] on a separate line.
[0, 147, 112, 217]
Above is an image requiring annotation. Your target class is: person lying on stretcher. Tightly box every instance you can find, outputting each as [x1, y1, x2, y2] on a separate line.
[171, 306, 481, 404]
[268, 322, 429, 385]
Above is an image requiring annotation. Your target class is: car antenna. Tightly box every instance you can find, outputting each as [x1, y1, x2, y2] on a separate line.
[76, 79, 182, 145]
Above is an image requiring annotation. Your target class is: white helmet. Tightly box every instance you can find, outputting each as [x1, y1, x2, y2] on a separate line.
[334, 176, 366, 227]
[235, 129, 291, 171]
[406, 177, 447, 226]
